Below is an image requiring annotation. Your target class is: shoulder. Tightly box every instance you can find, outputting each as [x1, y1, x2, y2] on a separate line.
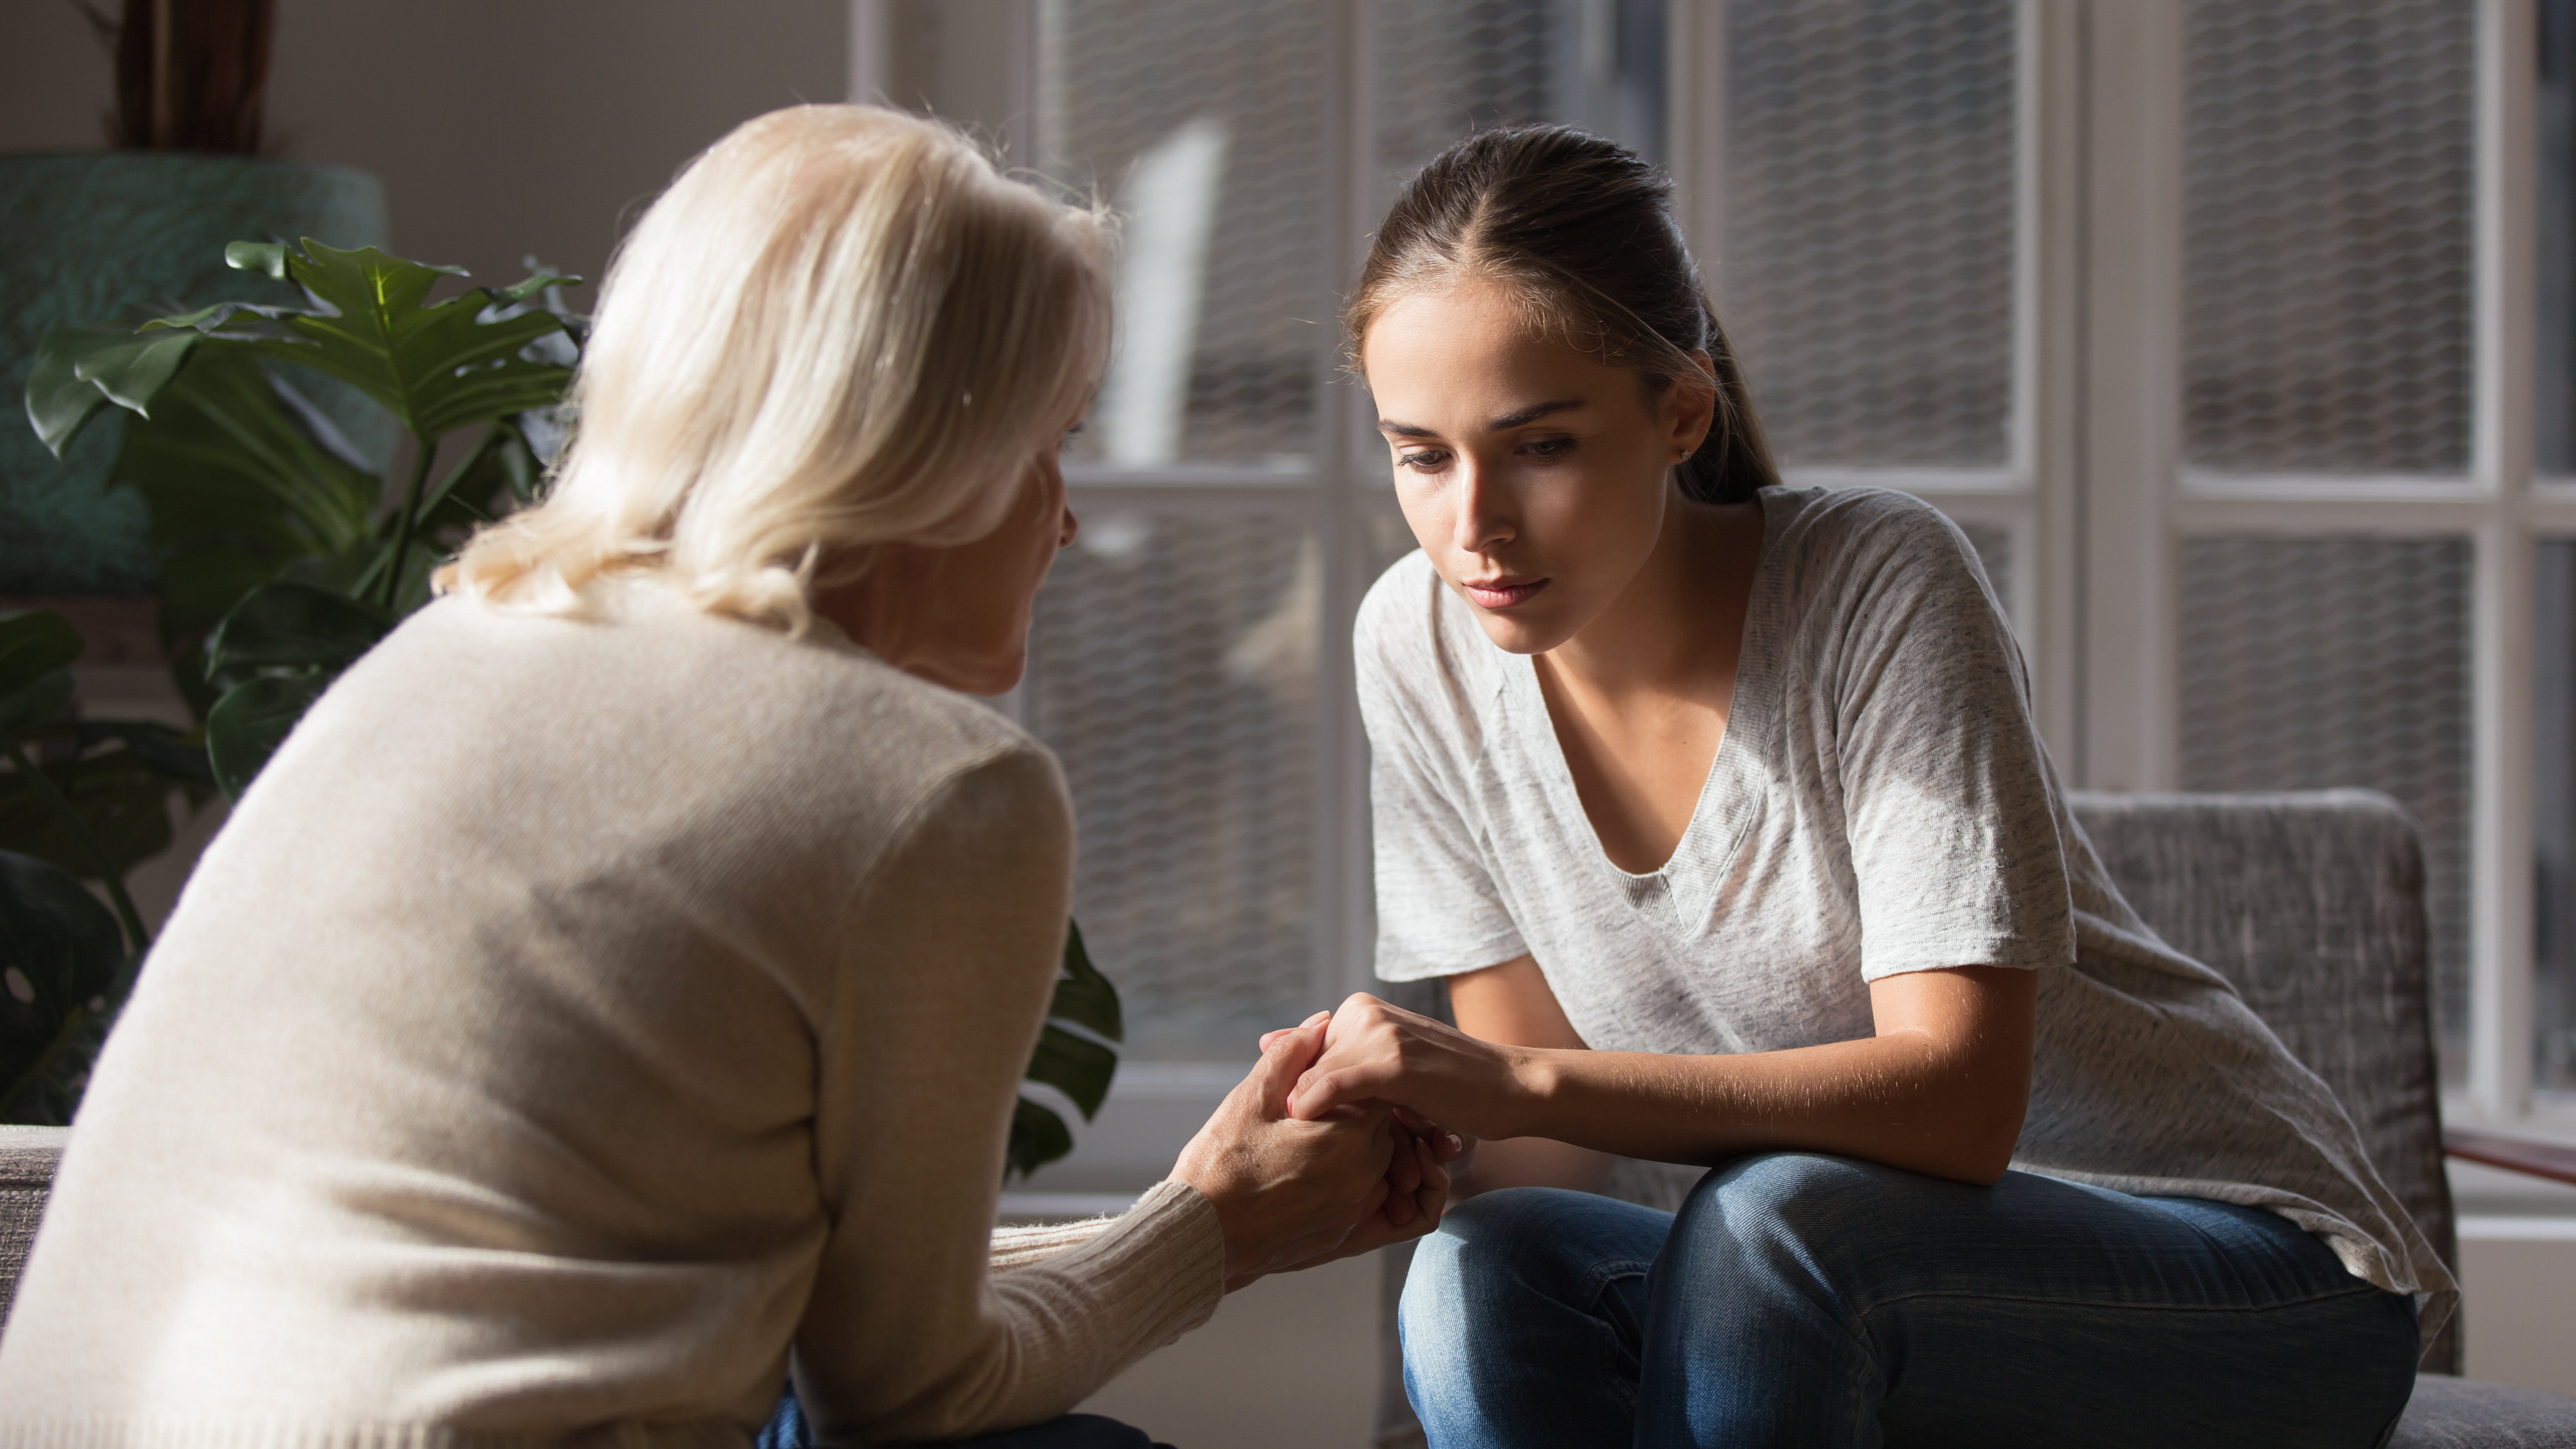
[1355, 550, 1498, 689]
[1760, 485, 2001, 620]
[1768, 485, 1983, 571]
[1354, 548, 1444, 669]
[373, 586, 1064, 836]
[1352, 549, 1505, 737]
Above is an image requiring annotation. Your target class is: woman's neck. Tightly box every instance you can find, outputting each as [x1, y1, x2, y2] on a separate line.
[1540, 493, 1765, 709]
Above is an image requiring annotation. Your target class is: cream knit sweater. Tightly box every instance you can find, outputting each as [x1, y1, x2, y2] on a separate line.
[0, 582, 1225, 1447]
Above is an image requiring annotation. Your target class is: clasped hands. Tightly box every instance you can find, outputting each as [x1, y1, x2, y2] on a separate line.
[1168, 994, 1509, 1292]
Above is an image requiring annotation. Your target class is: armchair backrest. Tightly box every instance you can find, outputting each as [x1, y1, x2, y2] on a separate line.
[0, 1125, 67, 1330]
[2066, 790, 2459, 1372]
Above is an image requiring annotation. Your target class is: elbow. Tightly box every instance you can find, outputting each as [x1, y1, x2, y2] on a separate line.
[1944, 1087, 2030, 1187]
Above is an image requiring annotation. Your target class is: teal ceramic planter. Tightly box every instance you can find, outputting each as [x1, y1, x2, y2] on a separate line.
[0, 154, 390, 596]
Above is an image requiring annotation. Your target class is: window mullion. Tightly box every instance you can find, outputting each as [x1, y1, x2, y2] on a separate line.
[2470, 0, 2542, 1120]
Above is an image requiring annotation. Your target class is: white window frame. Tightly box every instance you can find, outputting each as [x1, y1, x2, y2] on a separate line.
[2078, 0, 2576, 1130]
[859, 0, 2576, 1194]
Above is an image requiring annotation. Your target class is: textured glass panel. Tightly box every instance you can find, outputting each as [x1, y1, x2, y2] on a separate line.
[1720, 0, 2016, 468]
[1026, 515, 1317, 1058]
[2541, 0, 2576, 474]
[2184, 1, 2473, 475]
[2538, 542, 2576, 1091]
[2177, 537, 2473, 1081]
[1374, 0, 1667, 212]
[1037, 1, 1325, 468]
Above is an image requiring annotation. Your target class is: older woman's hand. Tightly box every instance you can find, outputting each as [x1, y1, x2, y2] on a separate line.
[1170, 1016, 1451, 1291]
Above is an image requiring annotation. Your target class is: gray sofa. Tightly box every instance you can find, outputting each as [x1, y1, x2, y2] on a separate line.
[1373, 790, 2576, 1448]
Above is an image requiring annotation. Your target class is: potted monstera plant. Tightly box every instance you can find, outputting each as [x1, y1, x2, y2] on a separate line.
[10, 237, 1121, 1174]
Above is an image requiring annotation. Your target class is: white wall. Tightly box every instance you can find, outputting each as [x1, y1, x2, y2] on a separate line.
[1, 1, 848, 303]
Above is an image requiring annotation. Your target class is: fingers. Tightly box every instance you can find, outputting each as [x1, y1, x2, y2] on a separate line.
[1286, 1062, 1388, 1122]
[1247, 1018, 1328, 1118]
[1387, 1133, 1424, 1199]
[1393, 1106, 1471, 1161]
[1257, 1011, 1330, 1054]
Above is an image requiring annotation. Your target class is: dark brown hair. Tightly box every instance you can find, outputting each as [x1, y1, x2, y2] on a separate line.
[1346, 124, 1777, 506]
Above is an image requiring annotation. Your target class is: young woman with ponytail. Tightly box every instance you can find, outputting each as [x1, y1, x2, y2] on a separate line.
[1297, 124, 2449, 1448]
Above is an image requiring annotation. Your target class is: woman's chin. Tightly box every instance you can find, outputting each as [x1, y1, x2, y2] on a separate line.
[1467, 608, 1577, 658]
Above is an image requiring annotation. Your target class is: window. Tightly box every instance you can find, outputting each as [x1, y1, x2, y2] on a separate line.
[866, 0, 2576, 1188]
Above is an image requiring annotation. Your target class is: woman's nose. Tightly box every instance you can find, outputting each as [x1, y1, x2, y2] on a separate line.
[1058, 505, 1080, 549]
[1454, 460, 1512, 554]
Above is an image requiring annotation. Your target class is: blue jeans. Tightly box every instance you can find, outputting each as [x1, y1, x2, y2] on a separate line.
[759, 1390, 1167, 1449]
[1401, 1153, 2422, 1449]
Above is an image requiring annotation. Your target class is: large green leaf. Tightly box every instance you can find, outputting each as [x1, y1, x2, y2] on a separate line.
[1025, 1023, 1118, 1122]
[1005, 1098, 1076, 1183]
[205, 671, 332, 800]
[155, 239, 577, 445]
[25, 323, 203, 459]
[0, 612, 85, 699]
[0, 671, 74, 742]
[1003, 920, 1126, 1181]
[0, 848, 128, 1125]
[205, 583, 393, 677]
[109, 349, 383, 647]
[0, 743, 192, 882]
[1049, 919, 1124, 1044]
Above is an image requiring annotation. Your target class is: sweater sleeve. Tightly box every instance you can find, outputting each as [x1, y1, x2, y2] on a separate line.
[792, 749, 1226, 1441]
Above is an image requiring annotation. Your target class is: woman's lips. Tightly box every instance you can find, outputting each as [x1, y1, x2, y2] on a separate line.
[1460, 575, 1549, 609]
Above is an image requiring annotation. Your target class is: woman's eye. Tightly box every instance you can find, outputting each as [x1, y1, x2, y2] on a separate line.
[1397, 449, 1449, 472]
[1524, 436, 1574, 460]
[1058, 424, 1084, 457]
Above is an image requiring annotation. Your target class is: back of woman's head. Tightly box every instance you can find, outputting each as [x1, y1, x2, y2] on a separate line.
[441, 104, 1110, 632]
[1346, 124, 1776, 506]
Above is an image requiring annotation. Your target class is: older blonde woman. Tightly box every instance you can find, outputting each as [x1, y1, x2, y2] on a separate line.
[0, 107, 1445, 1449]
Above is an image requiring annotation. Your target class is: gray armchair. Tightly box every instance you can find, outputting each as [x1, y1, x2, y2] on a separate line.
[1373, 791, 2576, 1448]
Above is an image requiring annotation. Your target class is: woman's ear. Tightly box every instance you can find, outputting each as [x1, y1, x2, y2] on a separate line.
[1669, 351, 1720, 462]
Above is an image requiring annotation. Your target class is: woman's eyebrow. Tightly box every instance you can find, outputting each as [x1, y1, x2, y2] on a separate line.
[1488, 398, 1584, 429]
[1376, 398, 1587, 438]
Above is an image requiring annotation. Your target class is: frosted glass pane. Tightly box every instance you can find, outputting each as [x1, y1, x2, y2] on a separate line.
[1720, 0, 2017, 468]
[2538, 542, 2576, 1092]
[2540, 0, 2576, 474]
[2184, 0, 2473, 475]
[1026, 515, 1319, 1058]
[1037, 1, 1326, 468]
[2177, 536, 2473, 1083]
[1374, 0, 1668, 209]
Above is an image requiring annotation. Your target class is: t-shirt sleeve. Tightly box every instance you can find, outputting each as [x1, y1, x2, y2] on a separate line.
[1826, 501, 2074, 980]
[1355, 560, 1529, 982]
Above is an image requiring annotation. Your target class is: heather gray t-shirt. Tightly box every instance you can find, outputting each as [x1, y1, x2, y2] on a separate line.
[1357, 485, 2452, 1316]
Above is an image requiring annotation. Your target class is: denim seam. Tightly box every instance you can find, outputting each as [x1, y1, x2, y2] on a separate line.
[1853, 1279, 2389, 1319]
[1585, 1257, 1654, 1420]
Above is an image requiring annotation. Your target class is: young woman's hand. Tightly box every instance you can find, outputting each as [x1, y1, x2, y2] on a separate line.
[1170, 1016, 1450, 1291]
[1282, 993, 1538, 1141]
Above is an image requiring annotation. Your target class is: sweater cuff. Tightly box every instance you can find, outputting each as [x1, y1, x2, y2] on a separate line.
[990, 1215, 1122, 1274]
[1019, 1179, 1225, 1354]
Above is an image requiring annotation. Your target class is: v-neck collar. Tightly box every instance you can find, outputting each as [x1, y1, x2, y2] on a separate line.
[1501, 490, 1789, 929]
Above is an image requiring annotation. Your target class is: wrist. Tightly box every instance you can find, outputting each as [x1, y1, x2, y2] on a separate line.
[1498, 1044, 1565, 1140]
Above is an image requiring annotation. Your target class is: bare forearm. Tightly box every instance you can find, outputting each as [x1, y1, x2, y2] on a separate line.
[1452, 1136, 1614, 1197]
[1507, 1029, 2026, 1185]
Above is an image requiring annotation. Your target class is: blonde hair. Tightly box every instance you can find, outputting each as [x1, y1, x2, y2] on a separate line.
[439, 104, 1111, 632]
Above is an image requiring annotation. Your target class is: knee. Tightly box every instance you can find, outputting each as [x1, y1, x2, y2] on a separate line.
[1401, 1185, 1663, 1350]
[1400, 1187, 1585, 1338]
[1663, 1152, 1921, 1289]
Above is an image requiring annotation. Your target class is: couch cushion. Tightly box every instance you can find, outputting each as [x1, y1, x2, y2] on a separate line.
[0, 1124, 67, 1328]
[2065, 790, 2460, 1373]
[2393, 1375, 2576, 1448]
